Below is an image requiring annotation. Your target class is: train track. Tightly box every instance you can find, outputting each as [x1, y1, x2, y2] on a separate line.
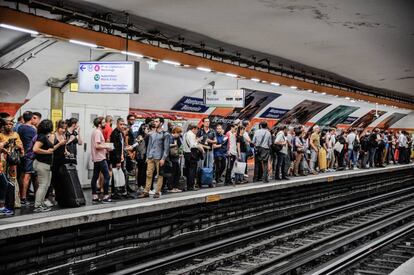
[112, 183, 414, 275]
[308, 220, 414, 275]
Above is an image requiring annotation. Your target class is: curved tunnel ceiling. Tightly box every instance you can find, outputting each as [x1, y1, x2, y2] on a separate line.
[75, 0, 414, 97]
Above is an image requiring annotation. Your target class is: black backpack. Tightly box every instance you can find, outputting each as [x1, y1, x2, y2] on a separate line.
[353, 139, 361, 151]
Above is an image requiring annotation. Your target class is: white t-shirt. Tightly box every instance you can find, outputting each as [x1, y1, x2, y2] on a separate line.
[347, 132, 356, 150]
[275, 131, 288, 155]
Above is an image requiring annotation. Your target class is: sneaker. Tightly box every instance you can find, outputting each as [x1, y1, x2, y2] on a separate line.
[21, 199, 32, 207]
[102, 196, 112, 203]
[149, 189, 155, 195]
[33, 205, 51, 212]
[153, 193, 161, 199]
[0, 207, 14, 216]
[44, 199, 54, 208]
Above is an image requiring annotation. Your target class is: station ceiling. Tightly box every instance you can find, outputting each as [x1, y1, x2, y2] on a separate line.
[75, 0, 414, 96]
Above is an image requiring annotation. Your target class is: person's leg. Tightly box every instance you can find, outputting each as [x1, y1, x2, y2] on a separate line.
[90, 162, 100, 196]
[33, 161, 51, 208]
[101, 160, 111, 196]
[144, 159, 155, 194]
[309, 150, 317, 173]
[188, 158, 197, 189]
[281, 153, 288, 178]
[253, 156, 260, 181]
[275, 152, 282, 179]
[214, 157, 221, 182]
[262, 157, 269, 182]
[207, 150, 214, 169]
[154, 160, 163, 195]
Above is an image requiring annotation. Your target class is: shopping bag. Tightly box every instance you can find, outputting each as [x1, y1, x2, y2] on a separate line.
[113, 168, 126, 188]
[232, 161, 247, 175]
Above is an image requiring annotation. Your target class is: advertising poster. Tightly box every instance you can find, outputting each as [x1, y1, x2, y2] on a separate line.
[315, 105, 359, 127]
[376, 113, 407, 129]
[343, 116, 359, 125]
[171, 96, 209, 113]
[351, 110, 387, 129]
[259, 107, 289, 119]
[277, 100, 331, 126]
[209, 88, 281, 128]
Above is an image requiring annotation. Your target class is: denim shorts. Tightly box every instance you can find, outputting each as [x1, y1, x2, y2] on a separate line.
[20, 156, 34, 174]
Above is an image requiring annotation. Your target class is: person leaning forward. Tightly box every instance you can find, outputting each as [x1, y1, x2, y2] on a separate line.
[138, 117, 170, 199]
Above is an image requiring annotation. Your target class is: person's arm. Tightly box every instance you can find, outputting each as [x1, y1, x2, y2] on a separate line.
[310, 135, 318, 151]
[161, 133, 170, 161]
[33, 141, 53, 155]
[237, 139, 241, 159]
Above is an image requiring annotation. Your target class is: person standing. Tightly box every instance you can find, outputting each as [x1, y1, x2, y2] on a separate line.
[253, 121, 272, 183]
[368, 128, 379, 168]
[110, 118, 127, 198]
[274, 125, 289, 180]
[346, 128, 357, 169]
[167, 126, 183, 193]
[65, 117, 83, 164]
[292, 127, 304, 176]
[182, 124, 202, 191]
[138, 117, 169, 199]
[225, 124, 238, 185]
[90, 117, 112, 203]
[398, 131, 408, 164]
[32, 120, 64, 212]
[197, 118, 217, 169]
[0, 116, 24, 209]
[49, 120, 67, 206]
[17, 111, 38, 206]
[309, 126, 320, 175]
[213, 124, 227, 183]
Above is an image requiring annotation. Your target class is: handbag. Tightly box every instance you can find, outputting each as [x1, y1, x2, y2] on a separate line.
[7, 148, 21, 166]
[113, 167, 126, 188]
[232, 161, 247, 175]
[159, 159, 173, 177]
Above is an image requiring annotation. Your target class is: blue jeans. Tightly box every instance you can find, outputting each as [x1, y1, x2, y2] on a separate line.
[348, 149, 357, 166]
[368, 148, 376, 168]
[91, 160, 110, 195]
[235, 153, 246, 182]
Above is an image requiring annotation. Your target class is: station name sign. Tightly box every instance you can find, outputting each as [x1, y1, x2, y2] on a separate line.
[203, 89, 245, 108]
[78, 61, 139, 94]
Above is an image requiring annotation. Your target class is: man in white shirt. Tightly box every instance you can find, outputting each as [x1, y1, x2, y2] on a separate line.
[224, 124, 238, 185]
[253, 121, 272, 183]
[398, 131, 408, 164]
[183, 124, 203, 190]
[346, 128, 357, 169]
[274, 125, 289, 180]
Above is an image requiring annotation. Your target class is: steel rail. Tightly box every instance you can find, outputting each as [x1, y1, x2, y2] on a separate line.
[111, 182, 414, 275]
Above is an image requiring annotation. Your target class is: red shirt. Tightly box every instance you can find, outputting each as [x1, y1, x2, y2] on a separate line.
[102, 123, 113, 142]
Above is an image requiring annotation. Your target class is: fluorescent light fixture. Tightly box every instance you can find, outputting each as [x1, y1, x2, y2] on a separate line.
[251, 78, 260, 82]
[69, 39, 97, 48]
[121, 51, 143, 58]
[226, 73, 238, 78]
[290, 86, 297, 89]
[261, 80, 268, 83]
[0, 23, 38, 35]
[350, 100, 356, 103]
[345, 97, 350, 100]
[196, 67, 211, 72]
[321, 92, 326, 95]
[271, 82, 280, 86]
[162, 60, 180, 66]
[307, 89, 313, 92]
[183, 64, 190, 67]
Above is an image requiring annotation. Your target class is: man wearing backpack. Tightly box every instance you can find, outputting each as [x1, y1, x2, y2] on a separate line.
[138, 117, 170, 199]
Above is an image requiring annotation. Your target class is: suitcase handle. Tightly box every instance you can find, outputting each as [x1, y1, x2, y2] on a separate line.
[84, 143, 87, 152]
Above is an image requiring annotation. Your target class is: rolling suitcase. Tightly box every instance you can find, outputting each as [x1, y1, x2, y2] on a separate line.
[58, 163, 86, 207]
[199, 167, 214, 187]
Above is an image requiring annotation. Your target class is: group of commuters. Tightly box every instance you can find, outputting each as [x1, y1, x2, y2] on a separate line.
[0, 111, 412, 216]
[0, 111, 82, 214]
